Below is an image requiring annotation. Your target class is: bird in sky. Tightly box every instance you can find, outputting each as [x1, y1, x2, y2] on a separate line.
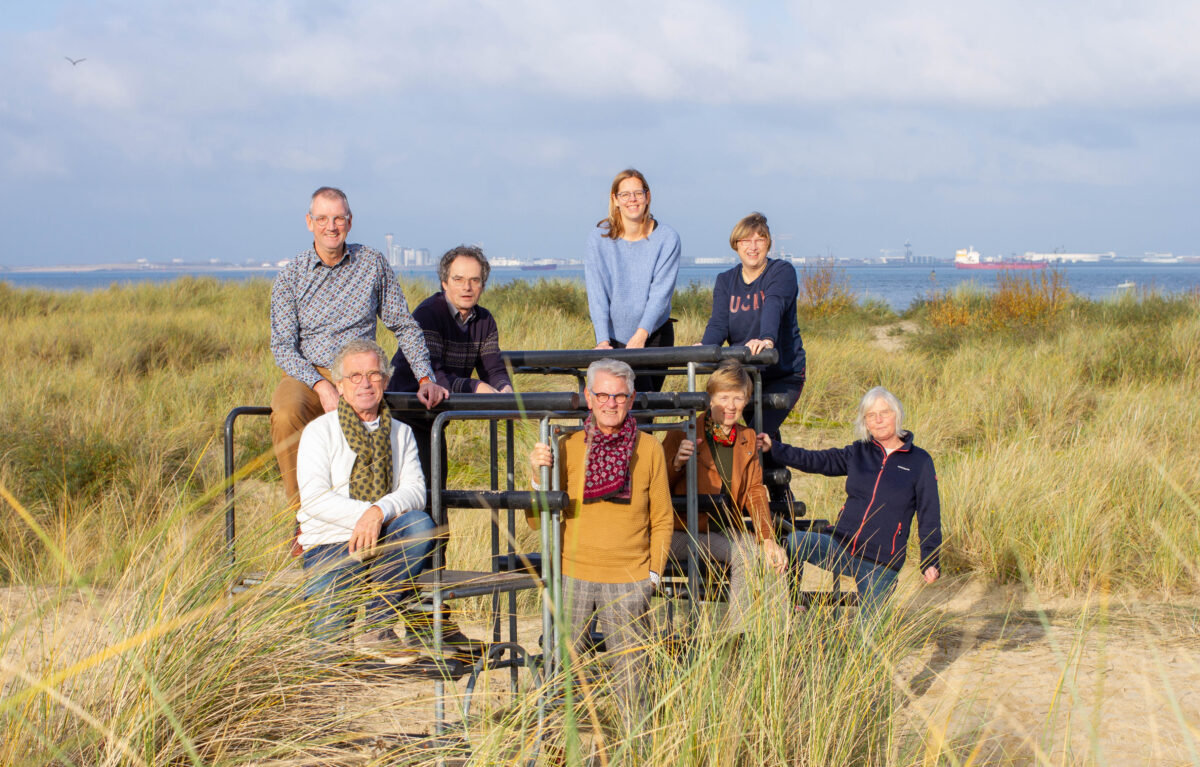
[64, 57, 86, 65]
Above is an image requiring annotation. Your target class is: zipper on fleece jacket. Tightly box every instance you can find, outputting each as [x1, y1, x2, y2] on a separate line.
[850, 445, 890, 556]
[890, 522, 902, 555]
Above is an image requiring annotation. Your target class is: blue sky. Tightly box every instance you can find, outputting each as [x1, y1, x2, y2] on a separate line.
[2, 0, 1198, 267]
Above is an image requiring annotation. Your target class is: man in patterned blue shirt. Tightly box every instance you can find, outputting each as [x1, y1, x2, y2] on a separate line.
[270, 187, 448, 526]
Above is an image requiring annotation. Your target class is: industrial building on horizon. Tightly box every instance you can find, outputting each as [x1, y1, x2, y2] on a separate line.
[383, 233, 431, 268]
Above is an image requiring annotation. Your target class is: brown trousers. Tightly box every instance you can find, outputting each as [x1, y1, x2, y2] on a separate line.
[270, 367, 333, 511]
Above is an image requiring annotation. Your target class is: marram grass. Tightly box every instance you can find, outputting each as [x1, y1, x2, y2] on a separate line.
[1, 274, 1199, 763]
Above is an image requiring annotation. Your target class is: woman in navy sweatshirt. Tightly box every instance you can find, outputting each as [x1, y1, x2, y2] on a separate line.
[758, 386, 942, 621]
[700, 212, 805, 443]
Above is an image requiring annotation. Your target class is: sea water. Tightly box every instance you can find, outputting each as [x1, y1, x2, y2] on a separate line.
[4, 263, 1199, 312]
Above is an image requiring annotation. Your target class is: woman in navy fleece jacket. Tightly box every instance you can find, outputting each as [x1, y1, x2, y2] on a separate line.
[759, 386, 942, 620]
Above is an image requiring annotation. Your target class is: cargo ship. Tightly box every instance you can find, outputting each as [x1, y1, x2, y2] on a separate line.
[955, 247, 1046, 270]
[520, 260, 558, 271]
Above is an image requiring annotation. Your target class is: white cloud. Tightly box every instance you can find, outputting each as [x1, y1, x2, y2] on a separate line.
[11, 1, 1200, 124]
[2, 0, 1199, 266]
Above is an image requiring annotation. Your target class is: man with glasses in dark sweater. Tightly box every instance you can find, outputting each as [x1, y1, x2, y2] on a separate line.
[388, 245, 513, 485]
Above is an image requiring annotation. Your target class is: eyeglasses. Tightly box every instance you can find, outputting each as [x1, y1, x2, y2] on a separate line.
[590, 391, 631, 404]
[736, 237, 768, 248]
[864, 410, 893, 422]
[449, 275, 483, 287]
[311, 214, 350, 228]
[344, 371, 384, 384]
[614, 189, 648, 201]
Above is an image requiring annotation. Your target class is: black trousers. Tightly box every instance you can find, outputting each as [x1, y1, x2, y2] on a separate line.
[609, 319, 675, 394]
[744, 374, 805, 502]
[393, 414, 448, 491]
[743, 374, 805, 443]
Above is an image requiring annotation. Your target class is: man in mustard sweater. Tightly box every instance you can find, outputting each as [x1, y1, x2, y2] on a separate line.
[529, 358, 673, 704]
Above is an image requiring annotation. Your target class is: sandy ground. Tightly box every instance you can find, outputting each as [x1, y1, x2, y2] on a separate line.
[871, 320, 920, 352]
[892, 578, 1200, 765]
[3, 579, 1198, 766]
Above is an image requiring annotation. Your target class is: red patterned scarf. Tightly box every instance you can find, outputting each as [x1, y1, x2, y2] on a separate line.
[706, 416, 737, 446]
[582, 414, 637, 502]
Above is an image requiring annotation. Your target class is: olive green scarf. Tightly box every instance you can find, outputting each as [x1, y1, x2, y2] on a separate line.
[337, 398, 393, 501]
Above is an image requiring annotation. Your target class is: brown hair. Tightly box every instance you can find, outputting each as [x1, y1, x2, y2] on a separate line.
[597, 168, 653, 241]
[729, 212, 771, 253]
[705, 359, 753, 399]
[437, 244, 490, 286]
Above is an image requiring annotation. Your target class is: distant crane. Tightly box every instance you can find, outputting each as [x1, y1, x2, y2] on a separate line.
[64, 57, 86, 65]
[773, 233, 794, 258]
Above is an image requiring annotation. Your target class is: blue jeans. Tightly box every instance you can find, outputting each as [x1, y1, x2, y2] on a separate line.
[786, 531, 899, 623]
[301, 510, 436, 643]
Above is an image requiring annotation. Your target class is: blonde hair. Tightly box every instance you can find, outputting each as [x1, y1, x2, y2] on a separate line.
[729, 212, 772, 253]
[597, 168, 653, 241]
[705, 359, 753, 399]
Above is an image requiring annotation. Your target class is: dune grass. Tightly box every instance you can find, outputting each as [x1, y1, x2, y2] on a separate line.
[1, 272, 1199, 763]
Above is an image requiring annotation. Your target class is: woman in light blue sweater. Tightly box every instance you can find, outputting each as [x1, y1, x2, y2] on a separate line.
[585, 168, 682, 393]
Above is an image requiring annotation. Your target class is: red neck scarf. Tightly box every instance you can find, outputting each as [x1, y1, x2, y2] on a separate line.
[582, 414, 637, 502]
[706, 416, 737, 447]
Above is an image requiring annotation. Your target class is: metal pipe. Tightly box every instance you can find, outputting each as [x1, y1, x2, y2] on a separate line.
[385, 390, 703, 417]
[505, 420, 519, 691]
[489, 420, 500, 646]
[749, 367, 763, 435]
[431, 410, 449, 734]
[435, 489, 568, 510]
[684, 363, 699, 619]
[502, 344, 778, 369]
[223, 405, 271, 568]
[536, 417, 553, 741]
[761, 392, 795, 410]
[685, 410, 699, 614]
[384, 391, 581, 414]
[549, 420, 568, 746]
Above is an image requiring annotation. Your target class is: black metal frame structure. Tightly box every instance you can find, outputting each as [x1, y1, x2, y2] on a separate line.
[220, 344, 830, 756]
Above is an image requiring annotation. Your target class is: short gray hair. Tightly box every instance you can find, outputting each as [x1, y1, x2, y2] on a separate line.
[330, 339, 393, 382]
[309, 186, 351, 217]
[586, 358, 635, 394]
[437, 245, 491, 286]
[853, 386, 907, 442]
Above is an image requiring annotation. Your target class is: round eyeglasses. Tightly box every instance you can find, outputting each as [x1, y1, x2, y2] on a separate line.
[590, 391, 630, 404]
[344, 371, 384, 384]
[311, 214, 350, 227]
[614, 190, 647, 202]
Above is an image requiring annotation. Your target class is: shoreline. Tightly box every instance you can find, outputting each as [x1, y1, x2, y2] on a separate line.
[5, 260, 1199, 274]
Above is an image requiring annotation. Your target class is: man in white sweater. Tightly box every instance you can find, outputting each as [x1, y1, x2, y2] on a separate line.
[296, 338, 437, 661]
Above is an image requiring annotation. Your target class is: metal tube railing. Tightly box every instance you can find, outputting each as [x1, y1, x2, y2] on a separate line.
[501, 344, 778, 369]
[222, 358, 791, 743]
[223, 405, 272, 568]
[429, 409, 561, 735]
[384, 390, 706, 418]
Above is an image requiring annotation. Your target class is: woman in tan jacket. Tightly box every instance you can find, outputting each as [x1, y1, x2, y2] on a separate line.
[662, 359, 787, 629]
